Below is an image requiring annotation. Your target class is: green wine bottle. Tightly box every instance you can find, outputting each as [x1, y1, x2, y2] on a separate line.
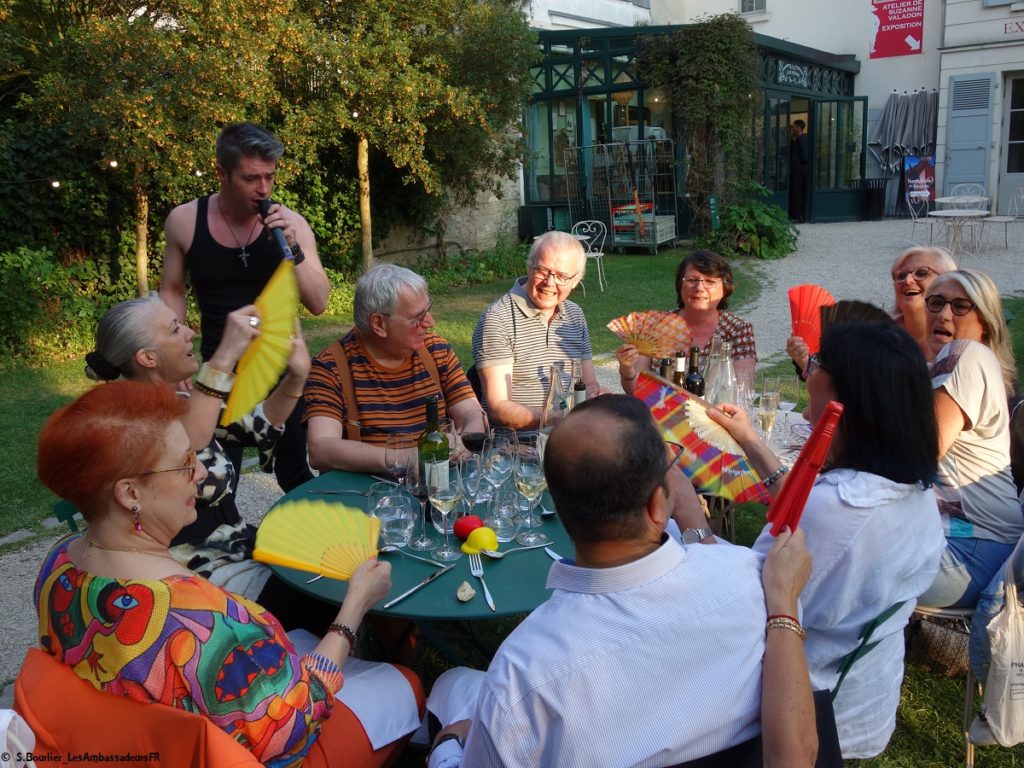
[418, 395, 449, 490]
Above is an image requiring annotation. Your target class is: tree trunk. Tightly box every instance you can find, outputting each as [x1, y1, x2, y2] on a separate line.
[357, 135, 373, 272]
[135, 186, 149, 296]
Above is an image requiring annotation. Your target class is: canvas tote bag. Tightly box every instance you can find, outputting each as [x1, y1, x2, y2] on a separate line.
[984, 559, 1024, 747]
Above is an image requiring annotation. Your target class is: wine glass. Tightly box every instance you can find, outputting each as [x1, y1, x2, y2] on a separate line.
[776, 375, 801, 431]
[514, 445, 548, 546]
[486, 489, 520, 543]
[460, 453, 485, 514]
[481, 436, 514, 504]
[758, 391, 780, 444]
[429, 463, 463, 562]
[439, 417, 457, 460]
[385, 433, 414, 488]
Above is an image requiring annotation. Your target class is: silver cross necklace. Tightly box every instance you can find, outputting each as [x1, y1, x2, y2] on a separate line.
[216, 194, 260, 268]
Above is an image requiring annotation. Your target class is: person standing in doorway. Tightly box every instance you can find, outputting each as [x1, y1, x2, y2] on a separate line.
[789, 119, 810, 223]
[161, 122, 330, 492]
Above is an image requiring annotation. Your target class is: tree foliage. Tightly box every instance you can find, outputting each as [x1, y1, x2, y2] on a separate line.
[638, 13, 759, 235]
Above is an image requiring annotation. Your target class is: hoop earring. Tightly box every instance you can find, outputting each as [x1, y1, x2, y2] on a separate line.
[131, 505, 143, 533]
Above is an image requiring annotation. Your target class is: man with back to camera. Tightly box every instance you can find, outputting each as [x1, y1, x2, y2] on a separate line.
[472, 230, 604, 429]
[424, 395, 818, 768]
[161, 122, 329, 492]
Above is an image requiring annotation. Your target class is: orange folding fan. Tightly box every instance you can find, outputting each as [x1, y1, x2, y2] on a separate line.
[220, 257, 299, 425]
[253, 499, 380, 581]
[607, 310, 692, 359]
[788, 284, 835, 355]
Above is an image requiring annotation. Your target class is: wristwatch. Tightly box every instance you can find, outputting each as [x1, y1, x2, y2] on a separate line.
[681, 527, 713, 544]
[430, 733, 465, 756]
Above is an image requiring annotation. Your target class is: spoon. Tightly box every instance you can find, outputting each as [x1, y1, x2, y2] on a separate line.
[481, 543, 550, 559]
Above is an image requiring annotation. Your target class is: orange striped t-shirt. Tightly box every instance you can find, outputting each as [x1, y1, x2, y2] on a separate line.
[303, 329, 475, 445]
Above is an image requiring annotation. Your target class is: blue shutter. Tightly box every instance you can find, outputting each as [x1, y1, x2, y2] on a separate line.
[944, 73, 995, 194]
[983, 0, 1012, 6]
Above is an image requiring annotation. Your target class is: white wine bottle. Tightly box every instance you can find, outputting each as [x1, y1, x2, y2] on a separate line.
[418, 395, 449, 490]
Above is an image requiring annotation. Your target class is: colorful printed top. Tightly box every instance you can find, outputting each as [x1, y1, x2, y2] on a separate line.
[693, 310, 758, 362]
[35, 535, 343, 767]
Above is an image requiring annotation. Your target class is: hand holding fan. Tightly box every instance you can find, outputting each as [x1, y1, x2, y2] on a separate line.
[788, 285, 835, 355]
[220, 244, 299, 426]
[766, 401, 843, 536]
[254, 499, 380, 580]
[607, 310, 692, 359]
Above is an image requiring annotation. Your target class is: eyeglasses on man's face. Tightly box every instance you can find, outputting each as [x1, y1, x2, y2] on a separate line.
[384, 299, 433, 327]
[682, 277, 723, 288]
[140, 449, 198, 482]
[892, 266, 939, 283]
[925, 295, 975, 316]
[529, 265, 577, 286]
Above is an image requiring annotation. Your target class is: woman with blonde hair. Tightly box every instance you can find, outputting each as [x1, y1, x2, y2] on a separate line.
[918, 269, 1022, 609]
[889, 245, 957, 355]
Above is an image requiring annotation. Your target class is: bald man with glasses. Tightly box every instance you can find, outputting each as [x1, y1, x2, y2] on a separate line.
[472, 231, 604, 429]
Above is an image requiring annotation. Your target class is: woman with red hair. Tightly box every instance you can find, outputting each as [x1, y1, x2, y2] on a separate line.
[33, 381, 424, 766]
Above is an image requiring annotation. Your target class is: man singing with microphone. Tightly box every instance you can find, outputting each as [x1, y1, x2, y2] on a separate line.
[161, 122, 329, 491]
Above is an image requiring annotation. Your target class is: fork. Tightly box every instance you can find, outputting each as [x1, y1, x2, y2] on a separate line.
[468, 552, 495, 612]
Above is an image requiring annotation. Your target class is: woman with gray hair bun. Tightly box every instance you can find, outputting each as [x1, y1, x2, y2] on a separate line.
[83, 292, 337, 632]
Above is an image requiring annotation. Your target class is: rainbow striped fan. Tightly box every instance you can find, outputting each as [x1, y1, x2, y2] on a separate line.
[684, 398, 744, 455]
[253, 499, 380, 581]
[221, 257, 299, 426]
[606, 310, 692, 358]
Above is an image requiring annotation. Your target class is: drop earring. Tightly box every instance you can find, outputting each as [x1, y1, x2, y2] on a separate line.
[131, 505, 143, 533]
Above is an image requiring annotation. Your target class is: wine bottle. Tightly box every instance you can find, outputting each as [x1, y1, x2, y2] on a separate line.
[418, 395, 449, 490]
[571, 359, 587, 409]
[684, 345, 705, 396]
[672, 352, 686, 387]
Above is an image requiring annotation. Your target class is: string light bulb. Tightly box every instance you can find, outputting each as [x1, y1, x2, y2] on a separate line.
[108, 160, 118, 168]
[50, 180, 60, 188]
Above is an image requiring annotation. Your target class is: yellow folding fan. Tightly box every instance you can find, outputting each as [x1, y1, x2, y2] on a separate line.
[253, 499, 380, 581]
[606, 310, 692, 359]
[221, 257, 299, 425]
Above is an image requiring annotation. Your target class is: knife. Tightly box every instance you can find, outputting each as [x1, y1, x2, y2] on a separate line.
[383, 563, 456, 608]
[544, 547, 564, 562]
[370, 475, 400, 486]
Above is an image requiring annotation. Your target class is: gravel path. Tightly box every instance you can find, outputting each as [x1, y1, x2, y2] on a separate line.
[4, 218, 1023, 705]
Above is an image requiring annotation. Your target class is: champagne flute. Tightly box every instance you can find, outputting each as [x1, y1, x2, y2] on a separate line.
[460, 453, 484, 514]
[481, 436, 514, 504]
[758, 391, 780, 444]
[439, 417, 457, 459]
[429, 463, 463, 562]
[514, 446, 548, 546]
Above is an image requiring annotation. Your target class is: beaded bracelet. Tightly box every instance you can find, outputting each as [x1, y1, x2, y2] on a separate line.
[193, 380, 228, 400]
[766, 616, 806, 640]
[196, 363, 235, 393]
[762, 466, 789, 488]
[291, 244, 306, 265]
[328, 622, 357, 653]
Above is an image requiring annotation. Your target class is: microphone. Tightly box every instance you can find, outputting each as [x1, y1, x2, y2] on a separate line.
[258, 198, 294, 261]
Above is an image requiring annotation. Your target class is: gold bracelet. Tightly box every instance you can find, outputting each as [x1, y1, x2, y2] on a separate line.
[196, 363, 235, 393]
[766, 616, 806, 640]
[283, 389, 305, 398]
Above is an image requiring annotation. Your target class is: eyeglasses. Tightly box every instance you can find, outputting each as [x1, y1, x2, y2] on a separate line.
[140, 450, 198, 482]
[925, 295, 976, 316]
[805, 353, 826, 378]
[529, 266, 577, 286]
[385, 299, 433, 327]
[892, 266, 939, 283]
[682, 277, 723, 288]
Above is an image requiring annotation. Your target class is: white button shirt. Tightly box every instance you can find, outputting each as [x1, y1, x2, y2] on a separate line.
[460, 537, 768, 768]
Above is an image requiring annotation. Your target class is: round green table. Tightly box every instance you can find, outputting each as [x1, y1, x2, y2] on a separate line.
[265, 470, 573, 621]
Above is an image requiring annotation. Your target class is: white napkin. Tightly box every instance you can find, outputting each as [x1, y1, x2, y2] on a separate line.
[288, 629, 421, 750]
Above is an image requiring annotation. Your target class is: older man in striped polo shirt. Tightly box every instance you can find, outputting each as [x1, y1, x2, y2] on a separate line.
[472, 231, 604, 429]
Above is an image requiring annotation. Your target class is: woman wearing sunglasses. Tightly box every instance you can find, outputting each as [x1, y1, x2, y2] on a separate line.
[617, 250, 756, 393]
[917, 269, 1022, 610]
[84, 294, 336, 631]
[708, 321, 944, 757]
[32, 382, 423, 766]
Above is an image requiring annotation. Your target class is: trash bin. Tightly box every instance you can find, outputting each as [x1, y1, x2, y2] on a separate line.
[861, 178, 888, 221]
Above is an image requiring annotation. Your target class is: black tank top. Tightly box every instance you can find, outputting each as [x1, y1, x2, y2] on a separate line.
[186, 195, 280, 359]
